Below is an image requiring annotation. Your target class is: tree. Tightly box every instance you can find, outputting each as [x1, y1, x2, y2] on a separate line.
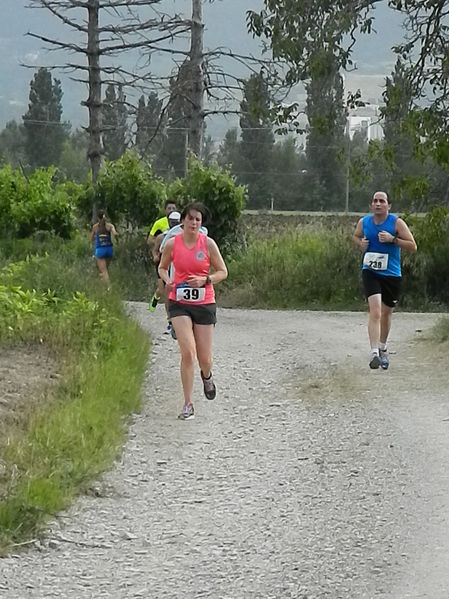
[59, 129, 90, 183]
[22, 67, 69, 168]
[102, 84, 128, 161]
[27, 0, 192, 182]
[0, 121, 26, 167]
[217, 128, 241, 171]
[160, 64, 192, 178]
[85, 151, 165, 229]
[238, 72, 275, 209]
[202, 134, 216, 166]
[304, 51, 346, 209]
[248, 1, 449, 181]
[247, 1, 371, 86]
[380, 58, 427, 208]
[29, 1, 281, 183]
[270, 137, 306, 210]
[168, 157, 246, 249]
[135, 92, 165, 164]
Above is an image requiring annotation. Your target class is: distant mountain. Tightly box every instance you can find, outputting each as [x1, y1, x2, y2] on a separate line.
[0, 0, 403, 139]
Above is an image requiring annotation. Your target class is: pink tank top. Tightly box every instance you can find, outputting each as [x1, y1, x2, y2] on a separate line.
[169, 233, 215, 304]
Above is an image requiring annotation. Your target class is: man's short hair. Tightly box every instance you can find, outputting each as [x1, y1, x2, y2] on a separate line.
[373, 191, 388, 201]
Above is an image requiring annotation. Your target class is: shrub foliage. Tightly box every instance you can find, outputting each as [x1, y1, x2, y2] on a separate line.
[0, 165, 76, 239]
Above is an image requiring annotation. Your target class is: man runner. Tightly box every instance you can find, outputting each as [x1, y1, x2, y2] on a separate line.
[353, 191, 417, 370]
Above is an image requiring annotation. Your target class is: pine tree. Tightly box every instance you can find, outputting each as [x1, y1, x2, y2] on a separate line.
[102, 84, 128, 161]
[135, 93, 165, 165]
[161, 63, 192, 177]
[271, 137, 306, 210]
[239, 73, 274, 209]
[305, 52, 346, 209]
[0, 121, 26, 167]
[217, 128, 241, 170]
[22, 67, 69, 168]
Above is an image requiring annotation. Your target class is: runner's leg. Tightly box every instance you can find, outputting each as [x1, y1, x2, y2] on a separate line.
[171, 315, 196, 406]
[193, 323, 214, 378]
[96, 258, 110, 286]
[380, 304, 393, 345]
[367, 293, 382, 350]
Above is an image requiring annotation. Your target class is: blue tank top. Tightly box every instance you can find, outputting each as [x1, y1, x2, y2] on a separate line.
[362, 214, 401, 277]
[95, 229, 112, 249]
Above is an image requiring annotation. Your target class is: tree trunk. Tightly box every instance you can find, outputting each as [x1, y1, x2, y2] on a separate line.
[188, 0, 204, 158]
[83, 0, 102, 185]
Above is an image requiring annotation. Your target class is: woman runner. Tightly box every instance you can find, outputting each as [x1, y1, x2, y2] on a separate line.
[158, 202, 228, 420]
[90, 209, 118, 289]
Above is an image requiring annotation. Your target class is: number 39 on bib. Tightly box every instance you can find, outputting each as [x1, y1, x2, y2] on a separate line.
[176, 284, 206, 302]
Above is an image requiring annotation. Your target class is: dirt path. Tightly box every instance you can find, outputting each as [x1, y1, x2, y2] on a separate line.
[1, 305, 449, 598]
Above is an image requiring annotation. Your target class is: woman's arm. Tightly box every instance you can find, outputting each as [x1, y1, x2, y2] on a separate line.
[90, 223, 97, 244]
[158, 238, 175, 287]
[108, 223, 118, 240]
[207, 238, 228, 284]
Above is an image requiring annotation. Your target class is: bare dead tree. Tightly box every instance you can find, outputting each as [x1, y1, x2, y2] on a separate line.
[188, 0, 204, 157]
[26, 0, 287, 178]
[26, 0, 190, 181]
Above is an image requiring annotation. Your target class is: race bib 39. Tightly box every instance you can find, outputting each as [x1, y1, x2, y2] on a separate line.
[176, 284, 206, 302]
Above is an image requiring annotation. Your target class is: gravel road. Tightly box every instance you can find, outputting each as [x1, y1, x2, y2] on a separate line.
[1, 304, 449, 599]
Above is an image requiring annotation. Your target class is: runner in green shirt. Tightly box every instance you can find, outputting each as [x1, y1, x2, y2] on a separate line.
[147, 200, 177, 312]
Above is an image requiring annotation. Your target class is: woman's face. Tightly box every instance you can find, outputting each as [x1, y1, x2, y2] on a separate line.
[183, 209, 202, 233]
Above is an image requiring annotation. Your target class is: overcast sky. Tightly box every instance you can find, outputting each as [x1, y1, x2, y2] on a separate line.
[0, 0, 404, 137]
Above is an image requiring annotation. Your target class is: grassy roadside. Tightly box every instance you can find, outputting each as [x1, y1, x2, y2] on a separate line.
[0, 253, 149, 554]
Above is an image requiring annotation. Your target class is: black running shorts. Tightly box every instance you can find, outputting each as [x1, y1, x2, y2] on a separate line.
[362, 269, 402, 308]
[168, 300, 217, 325]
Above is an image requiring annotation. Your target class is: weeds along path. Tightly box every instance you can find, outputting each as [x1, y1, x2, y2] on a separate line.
[1, 304, 448, 598]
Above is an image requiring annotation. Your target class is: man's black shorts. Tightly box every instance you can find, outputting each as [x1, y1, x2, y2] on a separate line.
[168, 300, 217, 325]
[362, 269, 402, 308]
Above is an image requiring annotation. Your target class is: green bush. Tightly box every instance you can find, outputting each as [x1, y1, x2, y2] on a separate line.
[0, 237, 97, 298]
[403, 208, 449, 306]
[168, 158, 247, 249]
[0, 165, 76, 239]
[80, 151, 167, 229]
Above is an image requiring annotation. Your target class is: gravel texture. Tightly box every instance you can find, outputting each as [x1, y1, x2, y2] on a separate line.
[1, 304, 449, 599]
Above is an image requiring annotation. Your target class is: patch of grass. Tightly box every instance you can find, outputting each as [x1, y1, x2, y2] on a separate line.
[0, 251, 149, 553]
[0, 315, 148, 552]
[218, 228, 363, 310]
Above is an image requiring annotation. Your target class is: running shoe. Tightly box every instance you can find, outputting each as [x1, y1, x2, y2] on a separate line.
[369, 354, 381, 369]
[148, 294, 159, 313]
[163, 323, 171, 335]
[380, 349, 389, 370]
[170, 324, 177, 340]
[201, 370, 216, 400]
[178, 403, 194, 420]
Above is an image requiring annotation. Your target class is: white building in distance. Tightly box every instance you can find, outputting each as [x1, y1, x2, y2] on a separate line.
[347, 102, 384, 141]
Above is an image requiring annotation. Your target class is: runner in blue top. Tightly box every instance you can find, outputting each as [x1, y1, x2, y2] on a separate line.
[90, 209, 118, 289]
[353, 191, 417, 370]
